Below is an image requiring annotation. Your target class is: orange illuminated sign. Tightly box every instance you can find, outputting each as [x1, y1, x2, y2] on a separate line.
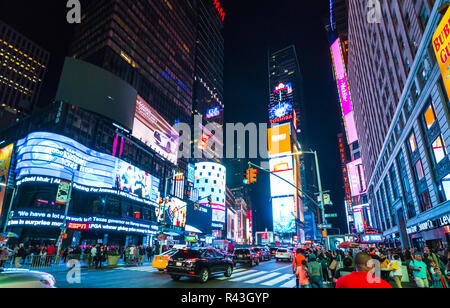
[268, 123, 292, 157]
[433, 6, 450, 100]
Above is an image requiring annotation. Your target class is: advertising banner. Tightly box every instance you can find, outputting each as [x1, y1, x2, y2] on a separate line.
[55, 180, 70, 205]
[15, 132, 160, 204]
[272, 196, 296, 234]
[432, 6, 450, 101]
[269, 156, 296, 197]
[331, 38, 358, 144]
[132, 96, 179, 165]
[268, 123, 292, 157]
[0, 144, 13, 218]
[186, 202, 212, 235]
[347, 158, 366, 197]
[161, 197, 186, 229]
[269, 102, 294, 124]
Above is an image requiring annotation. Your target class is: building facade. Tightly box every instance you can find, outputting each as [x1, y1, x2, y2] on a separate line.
[69, 0, 197, 125]
[348, 0, 450, 249]
[0, 20, 49, 130]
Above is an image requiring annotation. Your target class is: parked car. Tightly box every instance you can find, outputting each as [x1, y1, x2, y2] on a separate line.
[251, 247, 271, 261]
[275, 248, 293, 262]
[233, 248, 260, 267]
[0, 268, 56, 288]
[166, 248, 233, 283]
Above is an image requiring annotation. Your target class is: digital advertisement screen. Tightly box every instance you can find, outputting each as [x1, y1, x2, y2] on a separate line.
[269, 102, 294, 124]
[330, 38, 358, 144]
[206, 106, 220, 119]
[0, 144, 13, 218]
[272, 196, 296, 234]
[162, 197, 186, 228]
[360, 234, 383, 243]
[269, 156, 296, 197]
[132, 95, 179, 165]
[268, 123, 292, 157]
[15, 132, 160, 205]
[185, 202, 212, 235]
[347, 158, 367, 197]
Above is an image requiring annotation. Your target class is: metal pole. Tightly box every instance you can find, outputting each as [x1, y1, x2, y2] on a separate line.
[159, 176, 170, 255]
[2, 186, 17, 234]
[314, 151, 326, 226]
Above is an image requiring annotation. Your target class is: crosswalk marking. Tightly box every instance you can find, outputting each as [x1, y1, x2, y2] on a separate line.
[229, 271, 268, 282]
[229, 269, 256, 278]
[261, 274, 293, 286]
[280, 279, 297, 288]
[232, 268, 247, 273]
[245, 272, 280, 284]
[115, 266, 158, 272]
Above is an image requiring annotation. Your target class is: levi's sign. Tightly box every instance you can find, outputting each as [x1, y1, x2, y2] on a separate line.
[433, 6, 450, 100]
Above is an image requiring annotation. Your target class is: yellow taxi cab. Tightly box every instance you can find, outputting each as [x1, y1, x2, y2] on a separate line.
[152, 248, 178, 271]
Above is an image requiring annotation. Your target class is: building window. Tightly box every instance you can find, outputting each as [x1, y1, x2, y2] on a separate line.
[437, 174, 450, 202]
[389, 165, 400, 200]
[414, 160, 425, 181]
[431, 135, 447, 165]
[409, 133, 417, 153]
[423, 102, 437, 129]
[418, 190, 432, 212]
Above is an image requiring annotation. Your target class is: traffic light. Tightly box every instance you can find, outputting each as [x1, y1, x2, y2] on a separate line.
[244, 168, 251, 184]
[321, 230, 327, 239]
[208, 196, 213, 206]
[250, 168, 258, 184]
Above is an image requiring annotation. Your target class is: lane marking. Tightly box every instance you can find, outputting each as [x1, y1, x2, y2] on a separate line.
[228, 269, 256, 278]
[261, 274, 293, 286]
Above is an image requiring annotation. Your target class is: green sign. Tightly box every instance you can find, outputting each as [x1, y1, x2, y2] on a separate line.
[325, 213, 338, 218]
[185, 236, 197, 242]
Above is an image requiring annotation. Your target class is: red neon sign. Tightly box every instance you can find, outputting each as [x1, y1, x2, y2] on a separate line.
[67, 222, 91, 231]
[213, 0, 225, 21]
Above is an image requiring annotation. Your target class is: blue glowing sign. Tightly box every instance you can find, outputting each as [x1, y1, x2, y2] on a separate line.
[15, 132, 160, 204]
[269, 102, 293, 124]
[272, 196, 296, 234]
[206, 106, 220, 119]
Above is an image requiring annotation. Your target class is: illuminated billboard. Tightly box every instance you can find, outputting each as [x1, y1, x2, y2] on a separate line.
[272, 196, 296, 234]
[206, 106, 220, 119]
[347, 158, 367, 197]
[432, 6, 450, 101]
[268, 123, 292, 157]
[194, 162, 226, 227]
[269, 102, 294, 124]
[360, 234, 383, 244]
[132, 95, 179, 165]
[158, 197, 186, 229]
[0, 144, 13, 218]
[15, 132, 160, 204]
[269, 156, 296, 197]
[353, 204, 371, 233]
[330, 38, 358, 144]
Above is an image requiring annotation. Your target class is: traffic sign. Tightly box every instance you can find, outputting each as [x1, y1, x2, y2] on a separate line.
[325, 213, 338, 218]
[318, 224, 332, 229]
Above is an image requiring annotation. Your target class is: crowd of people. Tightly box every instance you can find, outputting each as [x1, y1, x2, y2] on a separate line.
[291, 245, 450, 288]
[0, 242, 160, 269]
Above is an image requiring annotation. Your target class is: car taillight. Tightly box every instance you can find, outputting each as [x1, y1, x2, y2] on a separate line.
[247, 254, 251, 257]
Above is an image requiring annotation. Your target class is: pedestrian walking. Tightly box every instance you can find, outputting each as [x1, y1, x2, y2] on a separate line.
[388, 254, 403, 288]
[295, 260, 310, 288]
[308, 257, 324, 288]
[408, 253, 431, 288]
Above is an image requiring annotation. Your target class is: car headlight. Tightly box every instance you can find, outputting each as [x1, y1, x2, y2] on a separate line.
[41, 274, 56, 287]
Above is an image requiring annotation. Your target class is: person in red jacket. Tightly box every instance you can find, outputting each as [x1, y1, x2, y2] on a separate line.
[292, 248, 306, 274]
[335, 252, 392, 288]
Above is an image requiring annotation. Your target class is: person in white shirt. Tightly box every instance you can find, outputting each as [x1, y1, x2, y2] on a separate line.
[389, 254, 403, 288]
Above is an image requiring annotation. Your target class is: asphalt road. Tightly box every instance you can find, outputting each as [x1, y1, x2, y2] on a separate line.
[53, 258, 300, 288]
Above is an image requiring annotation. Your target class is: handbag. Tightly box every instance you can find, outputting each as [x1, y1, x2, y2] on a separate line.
[329, 260, 338, 271]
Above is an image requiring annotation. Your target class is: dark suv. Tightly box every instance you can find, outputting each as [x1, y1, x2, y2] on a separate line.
[166, 248, 234, 283]
[233, 248, 260, 267]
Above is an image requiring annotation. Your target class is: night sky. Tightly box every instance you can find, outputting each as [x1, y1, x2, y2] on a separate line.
[0, 1, 347, 234]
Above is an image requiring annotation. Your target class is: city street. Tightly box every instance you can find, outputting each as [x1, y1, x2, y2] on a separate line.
[53, 260, 299, 289]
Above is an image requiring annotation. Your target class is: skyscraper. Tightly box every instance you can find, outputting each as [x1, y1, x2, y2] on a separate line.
[348, 0, 450, 248]
[0, 20, 49, 130]
[69, 0, 197, 125]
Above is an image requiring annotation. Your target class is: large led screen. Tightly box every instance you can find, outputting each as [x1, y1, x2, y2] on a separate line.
[159, 197, 186, 228]
[0, 144, 13, 218]
[15, 132, 160, 204]
[272, 196, 296, 234]
[185, 202, 212, 235]
[269, 102, 294, 124]
[268, 123, 292, 157]
[133, 96, 179, 165]
[331, 38, 358, 144]
[347, 158, 367, 197]
[269, 156, 296, 197]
